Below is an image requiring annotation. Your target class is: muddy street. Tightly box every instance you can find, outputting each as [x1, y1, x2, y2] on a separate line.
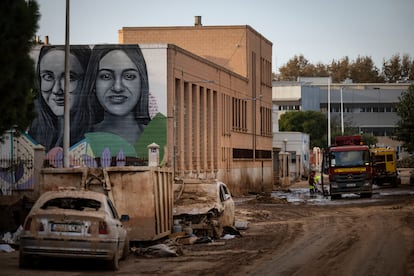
[2, 184, 414, 276]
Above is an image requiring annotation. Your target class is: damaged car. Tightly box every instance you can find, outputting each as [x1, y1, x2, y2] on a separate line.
[19, 188, 129, 270]
[173, 180, 235, 239]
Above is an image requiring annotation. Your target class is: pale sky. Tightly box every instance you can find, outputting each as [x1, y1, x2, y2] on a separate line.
[36, 0, 414, 73]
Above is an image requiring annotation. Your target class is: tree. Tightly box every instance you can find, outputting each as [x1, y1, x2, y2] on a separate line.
[279, 111, 327, 148]
[394, 85, 414, 151]
[349, 56, 382, 83]
[278, 55, 311, 81]
[410, 59, 414, 80]
[383, 54, 402, 82]
[361, 133, 378, 147]
[0, 0, 39, 136]
[401, 54, 412, 81]
[382, 53, 413, 83]
[329, 57, 350, 82]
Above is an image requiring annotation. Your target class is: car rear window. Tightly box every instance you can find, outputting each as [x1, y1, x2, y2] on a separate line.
[41, 197, 101, 211]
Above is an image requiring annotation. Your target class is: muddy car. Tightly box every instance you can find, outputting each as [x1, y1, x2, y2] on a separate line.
[173, 180, 235, 239]
[19, 188, 129, 270]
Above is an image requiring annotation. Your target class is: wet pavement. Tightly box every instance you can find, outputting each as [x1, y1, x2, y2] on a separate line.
[270, 183, 414, 206]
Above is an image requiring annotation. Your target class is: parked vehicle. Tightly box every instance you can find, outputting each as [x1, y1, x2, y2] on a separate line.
[173, 180, 235, 239]
[370, 147, 400, 186]
[19, 188, 129, 270]
[322, 135, 373, 199]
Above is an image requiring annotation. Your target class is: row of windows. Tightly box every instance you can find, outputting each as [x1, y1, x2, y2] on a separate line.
[175, 76, 273, 170]
[233, 148, 272, 159]
[330, 105, 397, 113]
[280, 104, 397, 113]
[260, 106, 272, 136]
[260, 57, 272, 88]
[232, 98, 247, 132]
[279, 105, 300, 111]
[360, 127, 395, 136]
[175, 79, 218, 173]
[231, 97, 272, 136]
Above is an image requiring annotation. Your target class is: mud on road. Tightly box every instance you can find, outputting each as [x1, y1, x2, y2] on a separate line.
[2, 186, 414, 276]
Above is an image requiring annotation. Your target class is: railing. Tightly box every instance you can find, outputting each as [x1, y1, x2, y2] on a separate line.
[0, 155, 34, 195]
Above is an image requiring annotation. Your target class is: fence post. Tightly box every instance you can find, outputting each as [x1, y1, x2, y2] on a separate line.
[33, 145, 45, 198]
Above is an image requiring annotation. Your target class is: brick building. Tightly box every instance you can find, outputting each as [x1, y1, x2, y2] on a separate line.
[119, 17, 274, 194]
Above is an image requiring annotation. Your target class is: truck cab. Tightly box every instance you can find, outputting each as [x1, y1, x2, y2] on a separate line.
[370, 147, 400, 187]
[322, 136, 373, 199]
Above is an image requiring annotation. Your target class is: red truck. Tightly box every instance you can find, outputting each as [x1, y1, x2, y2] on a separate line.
[322, 135, 373, 199]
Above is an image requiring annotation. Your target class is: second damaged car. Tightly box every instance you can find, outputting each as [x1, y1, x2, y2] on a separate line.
[19, 188, 129, 270]
[173, 180, 235, 239]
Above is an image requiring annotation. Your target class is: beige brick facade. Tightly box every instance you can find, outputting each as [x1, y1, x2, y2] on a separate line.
[119, 22, 273, 195]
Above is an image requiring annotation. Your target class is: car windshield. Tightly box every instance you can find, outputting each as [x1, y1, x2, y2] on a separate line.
[41, 197, 101, 211]
[331, 150, 370, 167]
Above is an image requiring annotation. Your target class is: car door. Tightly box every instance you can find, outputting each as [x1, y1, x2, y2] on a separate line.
[218, 183, 235, 226]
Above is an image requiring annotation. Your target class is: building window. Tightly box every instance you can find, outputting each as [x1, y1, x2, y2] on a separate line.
[232, 97, 247, 132]
[260, 106, 272, 136]
[222, 94, 231, 136]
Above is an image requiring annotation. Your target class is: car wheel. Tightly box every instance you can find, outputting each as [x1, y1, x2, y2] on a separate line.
[109, 250, 119, 270]
[121, 237, 129, 260]
[19, 251, 32, 268]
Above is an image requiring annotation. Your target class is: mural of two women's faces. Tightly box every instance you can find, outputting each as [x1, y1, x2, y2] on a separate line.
[29, 44, 160, 159]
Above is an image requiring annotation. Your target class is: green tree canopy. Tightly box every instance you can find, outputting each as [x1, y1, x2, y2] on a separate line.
[279, 111, 327, 148]
[394, 85, 414, 151]
[0, 0, 39, 136]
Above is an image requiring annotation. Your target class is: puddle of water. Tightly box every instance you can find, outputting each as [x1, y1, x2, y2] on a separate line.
[271, 188, 380, 205]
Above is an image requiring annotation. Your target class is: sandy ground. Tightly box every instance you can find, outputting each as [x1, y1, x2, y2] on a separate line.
[1, 181, 414, 275]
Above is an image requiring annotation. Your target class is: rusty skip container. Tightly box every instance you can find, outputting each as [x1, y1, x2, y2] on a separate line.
[40, 166, 174, 241]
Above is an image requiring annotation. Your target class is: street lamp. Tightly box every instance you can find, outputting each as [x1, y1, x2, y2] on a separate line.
[327, 77, 331, 147]
[340, 86, 344, 135]
[340, 78, 353, 136]
[63, 0, 70, 168]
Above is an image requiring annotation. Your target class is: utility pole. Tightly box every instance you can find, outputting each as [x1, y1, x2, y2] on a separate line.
[63, 0, 70, 167]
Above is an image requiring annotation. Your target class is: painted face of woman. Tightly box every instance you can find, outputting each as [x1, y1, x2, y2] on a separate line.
[95, 50, 141, 117]
[39, 50, 84, 116]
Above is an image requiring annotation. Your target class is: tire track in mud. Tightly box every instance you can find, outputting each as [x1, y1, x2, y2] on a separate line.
[235, 203, 414, 276]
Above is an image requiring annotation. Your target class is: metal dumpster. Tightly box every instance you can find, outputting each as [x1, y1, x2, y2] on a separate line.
[40, 166, 173, 241]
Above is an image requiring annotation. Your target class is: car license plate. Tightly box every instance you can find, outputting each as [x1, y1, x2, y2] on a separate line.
[346, 183, 356, 187]
[51, 223, 82, 232]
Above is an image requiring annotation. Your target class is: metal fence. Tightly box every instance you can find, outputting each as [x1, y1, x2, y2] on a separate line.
[0, 155, 34, 195]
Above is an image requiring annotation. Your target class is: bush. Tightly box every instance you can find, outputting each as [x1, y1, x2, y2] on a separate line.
[397, 156, 414, 168]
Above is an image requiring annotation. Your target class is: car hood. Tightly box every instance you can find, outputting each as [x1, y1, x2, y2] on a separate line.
[173, 184, 224, 215]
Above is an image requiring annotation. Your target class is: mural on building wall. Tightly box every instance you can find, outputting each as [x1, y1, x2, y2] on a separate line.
[0, 44, 167, 193]
[29, 44, 167, 168]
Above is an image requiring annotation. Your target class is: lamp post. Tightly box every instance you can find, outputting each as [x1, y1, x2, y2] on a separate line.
[339, 78, 352, 136]
[327, 77, 331, 147]
[63, 0, 70, 168]
[340, 86, 344, 135]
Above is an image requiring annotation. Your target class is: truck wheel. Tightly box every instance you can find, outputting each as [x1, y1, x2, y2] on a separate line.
[360, 193, 372, 198]
[331, 194, 341, 200]
[19, 251, 32, 268]
[392, 178, 399, 187]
